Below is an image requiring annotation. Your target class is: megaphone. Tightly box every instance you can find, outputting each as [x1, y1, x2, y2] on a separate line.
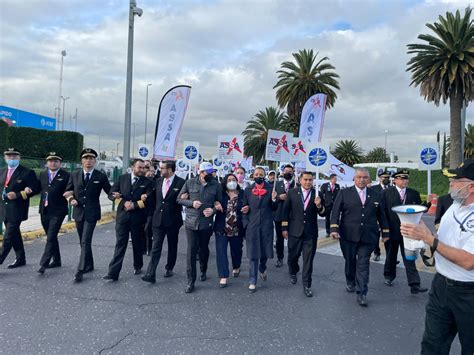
[391, 204, 427, 261]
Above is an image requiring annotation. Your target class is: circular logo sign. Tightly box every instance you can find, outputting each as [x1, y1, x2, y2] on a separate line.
[138, 146, 149, 158]
[420, 148, 437, 165]
[213, 158, 223, 167]
[223, 164, 230, 172]
[184, 145, 198, 160]
[308, 148, 327, 167]
[177, 159, 187, 170]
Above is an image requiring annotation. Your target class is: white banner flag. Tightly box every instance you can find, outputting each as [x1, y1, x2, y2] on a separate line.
[154, 85, 191, 160]
[326, 154, 356, 181]
[299, 93, 327, 142]
[290, 137, 307, 163]
[183, 141, 199, 165]
[265, 129, 293, 162]
[217, 135, 244, 161]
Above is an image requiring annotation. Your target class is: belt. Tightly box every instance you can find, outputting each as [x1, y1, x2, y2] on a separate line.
[437, 273, 474, 289]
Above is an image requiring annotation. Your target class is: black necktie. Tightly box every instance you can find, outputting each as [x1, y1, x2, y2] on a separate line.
[133, 177, 138, 185]
[85, 172, 90, 185]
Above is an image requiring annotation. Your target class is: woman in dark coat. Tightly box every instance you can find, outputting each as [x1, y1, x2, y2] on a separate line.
[214, 173, 244, 288]
[242, 167, 278, 293]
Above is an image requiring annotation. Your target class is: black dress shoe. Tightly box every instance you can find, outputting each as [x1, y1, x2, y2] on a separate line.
[357, 294, 368, 307]
[275, 259, 283, 268]
[37, 266, 46, 274]
[346, 284, 356, 293]
[384, 278, 394, 286]
[199, 272, 207, 282]
[134, 269, 142, 275]
[164, 270, 173, 278]
[411, 286, 429, 294]
[7, 259, 26, 269]
[74, 272, 83, 283]
[46, 262, 62, 269]
[102, 275, 118, 281]
[303, 287, 313, 297]
[373, 254, 381, 262]
[290, 274, 297, 285]
[141, 274, 156, 283]
[185, 283, 195, 293]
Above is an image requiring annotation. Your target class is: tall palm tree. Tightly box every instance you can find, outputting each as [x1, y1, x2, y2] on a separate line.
[464, 123, 474, 159]
[274, 49, 340, 134]
[242, 107, 289, 164]
[365, 147, 388, 163]
[332, 140, 364, 166]
[407, 7, 474, 168]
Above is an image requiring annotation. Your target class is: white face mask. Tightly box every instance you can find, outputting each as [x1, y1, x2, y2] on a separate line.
[227, 181, 238, 191]
[449, 182, 472, 205]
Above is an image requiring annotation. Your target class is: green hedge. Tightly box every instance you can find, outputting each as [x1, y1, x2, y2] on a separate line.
[367, 167, 449, 196]
[0, 120, 83, 162]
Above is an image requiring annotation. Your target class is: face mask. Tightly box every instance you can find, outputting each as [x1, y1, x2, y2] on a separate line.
[449, 183, 471, 205]
[283, 173, 293, 181]
[254, 177, 264, 185]
[227, 181, 238, 190]
[382, 178, 390, 185]
[237, 174, 245, 183]
[203, 174, 213, 183]
[7, 159, 19, 168]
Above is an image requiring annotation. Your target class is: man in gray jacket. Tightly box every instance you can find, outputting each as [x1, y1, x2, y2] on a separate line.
[178, 162, 223, 293]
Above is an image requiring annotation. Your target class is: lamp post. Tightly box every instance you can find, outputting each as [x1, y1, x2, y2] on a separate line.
[56, 50, 66, 130]
[61, 96, 70, 130]
[384, 129, 389, 162]
[122, 0, 143, 173]
[144, 83, 152, 144]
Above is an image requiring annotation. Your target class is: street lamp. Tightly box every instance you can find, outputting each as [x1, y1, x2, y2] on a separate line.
[122, 0, 143, 173]
[61, 96, 70, 130]
[56, 50, 67, 130]
[132, 122, 140, 156]
[384, 129, 389, 161]
[144, 83, 152, 144]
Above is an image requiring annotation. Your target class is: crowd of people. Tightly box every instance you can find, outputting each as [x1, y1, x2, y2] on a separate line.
[1, 147, 473, 353]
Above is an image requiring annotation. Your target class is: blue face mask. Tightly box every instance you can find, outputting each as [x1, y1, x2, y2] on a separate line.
[7, 159, 19, 168]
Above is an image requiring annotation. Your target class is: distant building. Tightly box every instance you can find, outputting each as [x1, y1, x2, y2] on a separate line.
[0, 105, 56, 131]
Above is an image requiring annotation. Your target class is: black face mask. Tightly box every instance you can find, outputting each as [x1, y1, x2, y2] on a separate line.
[254, 177, 264, 185]
[204, 174, 213, 183]
[283, 173, 293, 181]
[382, 178, 390, 185]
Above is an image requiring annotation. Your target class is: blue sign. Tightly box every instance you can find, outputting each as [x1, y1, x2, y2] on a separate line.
[138, 146, 149, 158]
[0, 105, 56, 131]
[308, 148, 327, 167]
[420, 148, 437, 165]
[184, 145, 198, 160]
[213, 158, 223, 167]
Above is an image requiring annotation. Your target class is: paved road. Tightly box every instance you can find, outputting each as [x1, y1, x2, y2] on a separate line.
[0, 221, 460, 354]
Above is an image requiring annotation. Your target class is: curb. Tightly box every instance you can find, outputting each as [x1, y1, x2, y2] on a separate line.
[0, 212, 116, 242]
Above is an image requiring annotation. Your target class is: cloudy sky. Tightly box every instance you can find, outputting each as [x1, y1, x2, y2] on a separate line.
[0, 0, 472, 161]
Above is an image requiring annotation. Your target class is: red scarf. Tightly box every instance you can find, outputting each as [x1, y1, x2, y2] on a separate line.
[252, 183, 267, 197]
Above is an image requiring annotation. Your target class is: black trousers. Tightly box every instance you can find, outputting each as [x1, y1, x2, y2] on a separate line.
[340, 239, 376, 295]
[39, 214, 65, 267]
[145, 225, 181, 277]
[421, 273, 474, 355]
[107, 222, 144, 277]
[384, 238, 421, 286]
[144, 215, 153, 254]
[274, 221, 285, 260]
[0, 221, 25, 263]
[185, 228, 213, 284]
[324, 207, 332, 235]
[288, 232, 317, 288]
[76, 220, 97, 272]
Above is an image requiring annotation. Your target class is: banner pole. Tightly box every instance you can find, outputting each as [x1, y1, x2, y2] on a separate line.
[427, 169, 431, 196]
[316, 167, 320, 192]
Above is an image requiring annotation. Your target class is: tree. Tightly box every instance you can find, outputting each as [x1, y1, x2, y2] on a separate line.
[274, 49, 340, 134]
[332, 140, 364, 166]
[407, 7, 474, 168]
[464, 123, 474, 159]
[442, 132, 448, 167]
[365, 147, 389, 163]
[242, 107, 290, 164]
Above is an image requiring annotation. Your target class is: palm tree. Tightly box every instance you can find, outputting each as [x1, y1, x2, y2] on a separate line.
[407, 7, 474, 168]
[242, 107, 290, 164]
[274, 49, 340, 134]
[332, 140, 364, 166]
[365, 147, 388, 163]
[465, 123, 474, 159]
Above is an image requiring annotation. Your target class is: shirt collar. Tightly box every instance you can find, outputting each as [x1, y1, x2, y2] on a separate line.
[83, 169, 94, 176]
[395, 186, 406, 193]
[165, 173, 175, 184]
[355, 186, 366, 194]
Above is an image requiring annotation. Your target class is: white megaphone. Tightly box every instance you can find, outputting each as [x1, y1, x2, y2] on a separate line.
[391, 205, 427, 261]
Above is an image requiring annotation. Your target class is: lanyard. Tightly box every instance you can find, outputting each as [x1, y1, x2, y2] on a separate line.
[453, 211, 474, 232]
[301, 189, 312, 205]
[48, 170, 56, 184]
